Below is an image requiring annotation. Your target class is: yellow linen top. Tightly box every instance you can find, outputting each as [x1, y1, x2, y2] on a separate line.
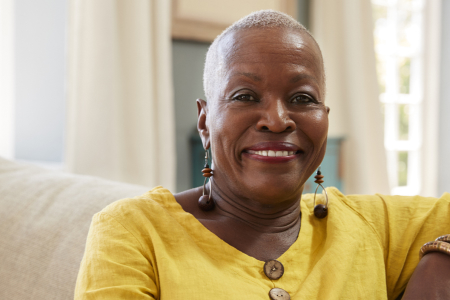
[75, 186, 450, 300]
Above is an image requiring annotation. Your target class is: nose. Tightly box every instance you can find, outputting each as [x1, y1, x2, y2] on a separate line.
[256, 99, 296, 133]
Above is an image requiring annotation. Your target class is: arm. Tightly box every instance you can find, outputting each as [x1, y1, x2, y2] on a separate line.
[75, 212, 158, 300]
[402, 252, 450, 300]
[346, 192, 450, 298]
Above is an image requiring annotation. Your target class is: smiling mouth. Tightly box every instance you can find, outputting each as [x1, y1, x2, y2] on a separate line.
[246, 150, 298, 157]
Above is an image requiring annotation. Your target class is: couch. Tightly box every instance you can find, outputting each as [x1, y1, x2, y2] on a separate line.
[0, 157, 149, 299]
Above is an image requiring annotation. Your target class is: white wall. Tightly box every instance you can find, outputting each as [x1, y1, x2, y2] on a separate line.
[14, 0, 67, 162]
[0, 0, 15, 159]
[438, 0, 450, 195]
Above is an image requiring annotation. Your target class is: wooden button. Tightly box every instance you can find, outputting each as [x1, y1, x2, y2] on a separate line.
[269, 288, 290, 300]
[264, 260, 284, 280]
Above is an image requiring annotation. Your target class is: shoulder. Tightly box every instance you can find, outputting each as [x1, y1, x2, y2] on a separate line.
[97, 186, 176, 232]
[327, 189, 450, 248]
[301, 187, 383, 233]
[302, 187, 386, 216]
[302, 187, 450, 231]
[345, 191, 450, 218]
[319, 187, 450, 213]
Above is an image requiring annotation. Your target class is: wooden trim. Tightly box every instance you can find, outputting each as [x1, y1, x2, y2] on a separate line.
[171, 0, 298, 42]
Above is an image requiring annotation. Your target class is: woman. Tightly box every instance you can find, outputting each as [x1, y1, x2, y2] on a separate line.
[75, 10, 450, 299]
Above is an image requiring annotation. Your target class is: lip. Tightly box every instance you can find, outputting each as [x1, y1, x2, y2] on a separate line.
[242, 142, 302, 163]
[244, 142, 300, 152]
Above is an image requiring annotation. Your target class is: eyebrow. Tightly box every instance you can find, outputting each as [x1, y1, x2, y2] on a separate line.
[231, 72, 318, 84]
[290, 73, 318, 83]
[232, 72, 262, 82]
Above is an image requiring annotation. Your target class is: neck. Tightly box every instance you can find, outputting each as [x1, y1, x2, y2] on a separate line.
[209, 178, 302, 234]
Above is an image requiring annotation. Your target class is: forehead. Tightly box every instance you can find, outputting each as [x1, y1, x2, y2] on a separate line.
[217, 27, 324, 83]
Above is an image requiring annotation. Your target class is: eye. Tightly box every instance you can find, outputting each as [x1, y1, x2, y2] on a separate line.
[291, 94, 316, 104]
[232, 94, 257, 102]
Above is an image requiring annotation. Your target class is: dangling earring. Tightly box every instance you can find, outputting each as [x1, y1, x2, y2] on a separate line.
[198, 149, 215, 211]
[313, 167, 328, 219]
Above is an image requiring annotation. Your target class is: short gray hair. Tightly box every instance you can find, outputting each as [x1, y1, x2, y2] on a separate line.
[203, 10, 318, 101]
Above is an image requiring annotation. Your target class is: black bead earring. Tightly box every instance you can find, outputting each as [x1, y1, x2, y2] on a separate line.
[313, 167, 329, 219]
[198, 149, 215, 211]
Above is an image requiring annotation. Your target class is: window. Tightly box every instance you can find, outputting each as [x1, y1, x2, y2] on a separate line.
[372, 0, 425, 195]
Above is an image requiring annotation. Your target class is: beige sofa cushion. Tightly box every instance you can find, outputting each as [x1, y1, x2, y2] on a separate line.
[0, 157, 149, 300]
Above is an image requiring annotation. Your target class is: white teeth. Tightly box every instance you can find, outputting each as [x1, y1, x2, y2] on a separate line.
[248, 150, 297, 157]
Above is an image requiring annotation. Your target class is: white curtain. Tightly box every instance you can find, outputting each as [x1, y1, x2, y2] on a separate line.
[310, 0, 390, 194]
[422, 0, 442, 197]
[66, 0, 176, 191]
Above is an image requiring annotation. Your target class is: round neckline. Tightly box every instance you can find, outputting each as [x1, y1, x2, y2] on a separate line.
[151, 186, 315, 266]
[147, 186, 339, 293]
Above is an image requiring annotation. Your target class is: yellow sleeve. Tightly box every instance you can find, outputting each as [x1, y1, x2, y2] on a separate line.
[74, 212, 158, 300]
[345, 192, 450, 297]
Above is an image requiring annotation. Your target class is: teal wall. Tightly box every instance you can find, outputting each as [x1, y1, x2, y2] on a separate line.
[297, 0, 310, 29]
[172, 0, 312, 192]
[172, 40, 210, 192]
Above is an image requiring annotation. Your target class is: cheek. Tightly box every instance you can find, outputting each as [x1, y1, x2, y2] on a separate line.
[297, 109, 329, 143]
[208, 106, 242, 157]
[209, 107, 231, 142]
[209, 104, 255, 143]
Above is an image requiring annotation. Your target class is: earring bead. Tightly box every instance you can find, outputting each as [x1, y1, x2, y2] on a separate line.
[314, 204, 328, 219]
[198, 149, 215, 211]
[313, 167, 328, 219]
[198, 195, 214, 211]
[202, 168, 213, 177]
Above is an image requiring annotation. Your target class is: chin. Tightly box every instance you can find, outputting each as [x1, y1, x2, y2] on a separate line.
[246, 177, 303, 204]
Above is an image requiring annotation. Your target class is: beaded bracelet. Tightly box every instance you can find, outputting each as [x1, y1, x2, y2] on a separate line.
[419, 235, 450, 259]
[435, 234, 450, 243]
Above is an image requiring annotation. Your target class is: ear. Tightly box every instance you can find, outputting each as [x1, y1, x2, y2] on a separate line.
[196, 99, 210, 150]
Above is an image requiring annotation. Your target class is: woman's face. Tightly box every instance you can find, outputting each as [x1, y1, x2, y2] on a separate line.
[198, 27, 329, 206]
